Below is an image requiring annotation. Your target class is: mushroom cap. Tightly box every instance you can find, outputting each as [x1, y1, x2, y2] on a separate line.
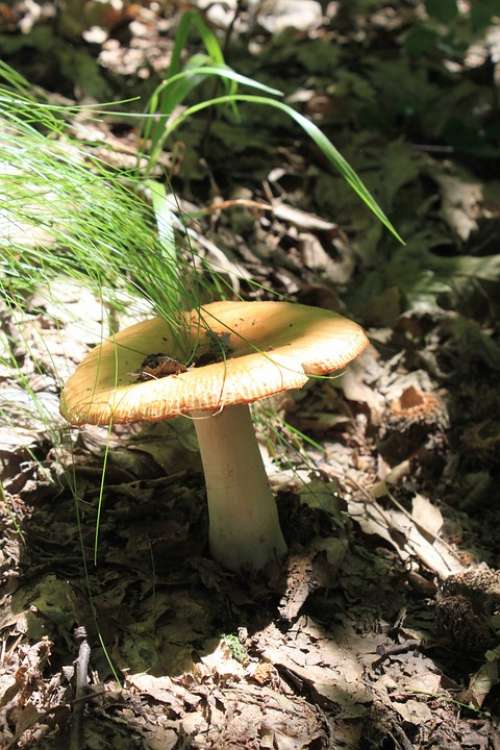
[60, 301, 368, 425]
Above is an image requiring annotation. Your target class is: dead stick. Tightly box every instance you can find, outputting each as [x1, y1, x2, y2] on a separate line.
[69, 625, 91, 750]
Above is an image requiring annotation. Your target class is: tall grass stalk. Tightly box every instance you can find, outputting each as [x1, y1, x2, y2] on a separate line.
[0, 70, 195, 339]
[141, 11, 402, 243]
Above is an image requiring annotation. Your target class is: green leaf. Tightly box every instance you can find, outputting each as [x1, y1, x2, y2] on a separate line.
[404, 25, 440, 56]
[470, 0, 498, 31]
[425, 0, 458, 23]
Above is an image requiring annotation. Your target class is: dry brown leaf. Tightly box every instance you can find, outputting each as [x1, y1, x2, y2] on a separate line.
[341, 355, 385, 425]
[200, 640, 246, 678]
[392, 698, 434, 725]
[126, 673, 185, 713]
[254, 620, 372, 716]
[464, 646, 500, 709]
[273, 203, 337, 232]
[411, 494, 444, 537]
[215, 685, 325, 749]
[434, 172, 482, 240]
[349, 500, 463, 579]
[278, 553, 318, 622]
[0, 674, 18, 709]
[401, 671, 442, 695]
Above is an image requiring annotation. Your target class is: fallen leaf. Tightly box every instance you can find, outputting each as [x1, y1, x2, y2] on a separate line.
[0, 674, 18, 708]
[411, 494, 443, 537]
[340, 350, 385, 425]
[464, 655, 500, 709]
[274, 203, 337, 232]
[349, 501, 463, 579]
[392, 698, 434, 724]
[126, 673, 185, 713]
[200, 639, 246, 678]
[278, 553, 318, 622]
[434, 172, 482, 240]
[254, 620, 372, 715]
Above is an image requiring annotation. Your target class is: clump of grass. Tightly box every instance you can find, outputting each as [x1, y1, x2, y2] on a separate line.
[1, 4, 402, 331]
[0, 63, 194, 339]
[141, 10, 403, 243]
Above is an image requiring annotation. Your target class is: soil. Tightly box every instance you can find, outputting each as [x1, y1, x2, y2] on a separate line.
[134, 354, 189, 381]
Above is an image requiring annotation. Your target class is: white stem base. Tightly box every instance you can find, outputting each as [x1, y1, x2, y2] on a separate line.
[192, 403, 287, 571]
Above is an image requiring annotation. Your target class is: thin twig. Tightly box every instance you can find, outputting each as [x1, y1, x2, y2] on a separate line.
[373, 639, 422, 666]
[389, 724, 414, 750]
[69, 625, 91, 750]
[186, 198, 272, 217]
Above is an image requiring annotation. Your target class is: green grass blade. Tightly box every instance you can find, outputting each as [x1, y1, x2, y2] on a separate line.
[146, 180, 180, 308]
[0, 101, 189, 331]
[168, 10, 225, 78]
[150, 10, 232, 151]
[143, 66, 283, 172]
[160, 94, 403, 242]
[150, 64, 283, 103]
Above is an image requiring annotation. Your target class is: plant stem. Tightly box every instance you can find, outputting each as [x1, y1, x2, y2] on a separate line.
[193, 403, 287, 571]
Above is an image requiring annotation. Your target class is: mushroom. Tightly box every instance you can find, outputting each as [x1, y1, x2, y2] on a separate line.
[61, 301, 368, 571]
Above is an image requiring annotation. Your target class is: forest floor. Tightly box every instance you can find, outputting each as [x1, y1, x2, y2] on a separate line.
[1, 2, 500, 748]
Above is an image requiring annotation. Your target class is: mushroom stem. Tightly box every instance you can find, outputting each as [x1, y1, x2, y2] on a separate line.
[192, 403, 287, 571]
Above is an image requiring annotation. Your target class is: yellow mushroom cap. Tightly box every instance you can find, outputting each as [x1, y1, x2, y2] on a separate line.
[60, 301, 368, 425]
